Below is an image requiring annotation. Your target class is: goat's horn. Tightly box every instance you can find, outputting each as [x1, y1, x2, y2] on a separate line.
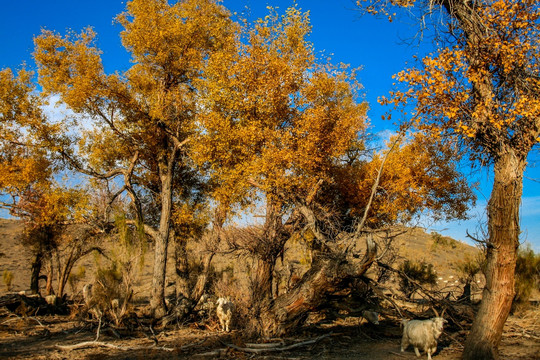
[432, 307, 440, 317]
[441, 307, 446, 317]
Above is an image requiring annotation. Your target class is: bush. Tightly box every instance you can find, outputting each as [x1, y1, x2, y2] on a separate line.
[399, 259, 438, 298]
[431, 231, 458, 250]
[514, 244, 540, 308]
[68, 265, 86, 294]
[2, 270, 14, 291]
[455, 252, 486, 282]
[87, 260, 134, 326]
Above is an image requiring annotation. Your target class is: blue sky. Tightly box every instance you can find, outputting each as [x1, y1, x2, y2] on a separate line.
[1, 0, 538, 251]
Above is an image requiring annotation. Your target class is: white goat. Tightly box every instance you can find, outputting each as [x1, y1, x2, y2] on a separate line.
[401, 311, 447, 360]
[82, 283, 93, 306]
[362, 310, 380, 325]
[216, 297, 234, 332]
[45, 294, 57, 306]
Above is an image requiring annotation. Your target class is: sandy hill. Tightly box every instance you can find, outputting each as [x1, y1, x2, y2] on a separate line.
[0, 218, 480, 297]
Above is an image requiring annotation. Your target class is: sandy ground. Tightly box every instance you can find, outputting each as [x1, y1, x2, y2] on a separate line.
[1, 219, 539, 359]
[0, 307, 538, 359]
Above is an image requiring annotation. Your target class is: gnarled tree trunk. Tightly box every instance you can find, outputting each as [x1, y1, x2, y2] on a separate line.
[191, 252, 215, 302]
[463, 151, 524, 360]
[30, 250, 43, 295]
[174, 234, 190, 299]
[150, 152, 176, 319]
[252, 258, 276, 303]
[257, 236, 377, 337]
[45, 259, 54, 296]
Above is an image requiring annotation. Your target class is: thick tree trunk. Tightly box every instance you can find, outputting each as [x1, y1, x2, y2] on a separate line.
[251, 196, 284, 304]
[463, 152, 524, 360]
[252, 258, 276, 303]
[30, 251, 43, 295]
[191, 252, 214, 302]
[150, 234, 169, 318]
[174, 235, 190, 299]
[150, 156, 175, 319]
[45, 260, 54, 296]
[258, 236, 377, 337]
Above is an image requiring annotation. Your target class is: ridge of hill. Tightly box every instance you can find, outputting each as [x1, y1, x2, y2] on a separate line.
[0, 218, 479, 297]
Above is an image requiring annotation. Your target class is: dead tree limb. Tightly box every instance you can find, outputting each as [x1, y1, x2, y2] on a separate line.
[360, 276, 404, 318]
[222, 333, 332, 354]
[55, 340, 174, 352]
[344, 132, 405, 254]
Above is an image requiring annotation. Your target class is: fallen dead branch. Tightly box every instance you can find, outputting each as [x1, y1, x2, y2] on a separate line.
[445, 331, 466, 349]
[244, 341, 286, 348]
[1, 314, 45, 327]
[221, 333, 332, 354]
[178, 336, 209, 350]
[504, 332, 540, 341]
[55, 340, 174, 352]
[360, 275, 404, 318]
[193, 348, 229, 357]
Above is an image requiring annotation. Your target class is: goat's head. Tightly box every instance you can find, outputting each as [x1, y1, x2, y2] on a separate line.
[216, 297, 227, 307]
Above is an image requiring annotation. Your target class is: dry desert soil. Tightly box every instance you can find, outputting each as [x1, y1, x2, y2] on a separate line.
[0, 218, 538, 359]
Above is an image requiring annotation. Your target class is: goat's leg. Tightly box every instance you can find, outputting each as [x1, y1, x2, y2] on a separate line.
[428, 345, 437, 359]
[219, 318, 225, 331]
[414, 346, 421, 357]
[400, 335, 409, 352]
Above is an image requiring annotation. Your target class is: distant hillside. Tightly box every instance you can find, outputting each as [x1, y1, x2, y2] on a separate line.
[392, 226, 480, 277]
[0, 218, 480, 297]
[0, 219, 30, 294]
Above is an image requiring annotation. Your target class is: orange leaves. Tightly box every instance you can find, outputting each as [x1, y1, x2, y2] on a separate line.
[0, 71, 87, 226]
[34, 28, 105, 112]
[361, 0, 540, 160]
[330, 133, 473, 226]
[195, 6, 367, 207]
[13, 186, 89, 230]
[118, 0, 236, 74]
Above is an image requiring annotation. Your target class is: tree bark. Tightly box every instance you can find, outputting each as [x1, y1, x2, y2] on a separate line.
[191, 252, 214, 302]
[30, 250, 43, 295]
[250, 196, 286, 304]
[174, 234, 190, 299]
[463, 151, 524, 360]
[252, 258, 276, 304]
[150, 151, 176, 319]
[258, 236, 377, 337]
[150, 232, 169, 318]
[45, 259, 54, 296]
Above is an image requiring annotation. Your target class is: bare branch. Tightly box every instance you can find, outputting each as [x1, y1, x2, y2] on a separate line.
[221, 333, 332, 354]
[55, 340, 174, 352]
[125, 220, 159, 241]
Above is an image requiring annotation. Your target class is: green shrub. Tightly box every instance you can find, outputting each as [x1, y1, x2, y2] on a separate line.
[455, 252, 485, 282]
[2, 270, 13, 291]
[431, 231, 458, 250]
[514, 244, 540, 307]
[88, 259, 134, 326]
[399, 259, 438, 298]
